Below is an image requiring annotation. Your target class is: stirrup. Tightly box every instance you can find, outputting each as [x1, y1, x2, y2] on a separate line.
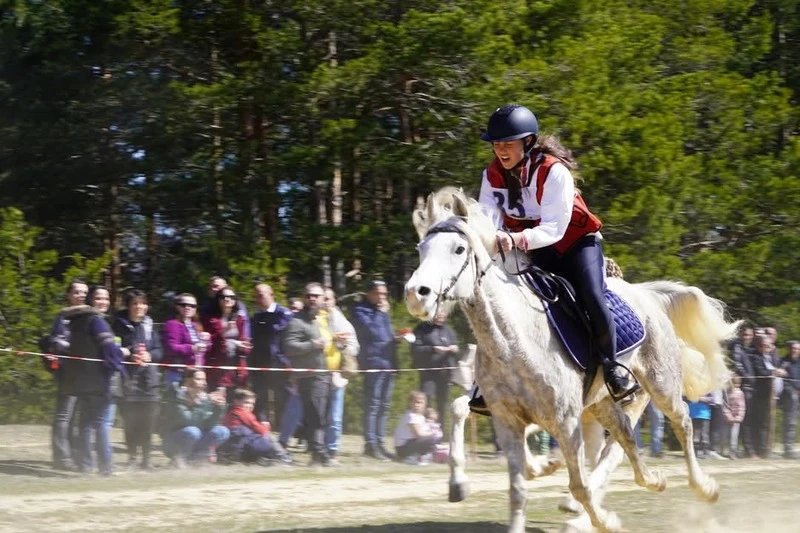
[603, 361, 640, 403]
[468, 383, 492, 417]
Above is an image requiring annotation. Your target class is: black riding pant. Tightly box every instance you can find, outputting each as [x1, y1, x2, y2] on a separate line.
[531, 235, 617, 362]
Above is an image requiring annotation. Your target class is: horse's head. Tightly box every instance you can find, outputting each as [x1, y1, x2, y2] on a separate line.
[405, 187, 497, 320]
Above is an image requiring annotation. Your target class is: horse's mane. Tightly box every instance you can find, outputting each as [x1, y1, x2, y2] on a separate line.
[413, 187, 499, 254]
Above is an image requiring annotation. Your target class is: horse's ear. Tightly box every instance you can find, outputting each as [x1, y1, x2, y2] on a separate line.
[426, 192, 441, 223]
[452, 193, 469, 219]
[412, 208, 428, 240]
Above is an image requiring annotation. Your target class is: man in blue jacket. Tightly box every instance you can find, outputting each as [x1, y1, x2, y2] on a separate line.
[351, 280, 397, 460]
[249, 283, 294, 423]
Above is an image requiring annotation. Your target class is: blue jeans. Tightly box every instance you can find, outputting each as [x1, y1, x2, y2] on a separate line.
[77, 395, 113, 475]
[363, 371, 395, 449]
[163, 426, 231, 460]
[105, 400, 117, 430]
[326, 384, 346, 453]
[648, 402, 665, 456]
[51, 393, 77, 466]
[634, 419, 644, 450]
[278, 392, 303, 446]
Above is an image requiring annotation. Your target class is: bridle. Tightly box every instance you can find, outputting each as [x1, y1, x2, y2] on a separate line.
[424, 223, 488, 309]
[423, 222, 562, 309]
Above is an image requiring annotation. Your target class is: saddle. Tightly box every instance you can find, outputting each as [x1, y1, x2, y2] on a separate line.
[521, 267, 646, 372]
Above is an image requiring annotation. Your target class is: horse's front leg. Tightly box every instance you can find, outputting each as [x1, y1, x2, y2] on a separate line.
[559, 415, 604, 515]
[494, 420, 528, 533]
[562, 394, 650, 533]
[448, 395, 471, 502]
[590, 397, 667, 493]
[555, 415, 622, 533]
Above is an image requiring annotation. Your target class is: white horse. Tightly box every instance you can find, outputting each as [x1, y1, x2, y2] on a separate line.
[405, 188, 739, 533]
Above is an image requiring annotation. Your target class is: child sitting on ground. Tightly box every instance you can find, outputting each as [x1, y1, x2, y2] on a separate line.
[394, 391, 442, 465]
[425, 407, 452, 464]
[219, 388, 293, 466]
[424, 407, 444, 441]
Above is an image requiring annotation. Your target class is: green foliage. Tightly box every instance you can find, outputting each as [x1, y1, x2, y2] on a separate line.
[1, 0, 800, 427]
[226, 241, 291, 313]
[0, 208, 109, 422]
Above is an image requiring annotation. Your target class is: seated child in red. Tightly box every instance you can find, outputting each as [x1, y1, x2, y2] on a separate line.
[220, 388, 292, 465]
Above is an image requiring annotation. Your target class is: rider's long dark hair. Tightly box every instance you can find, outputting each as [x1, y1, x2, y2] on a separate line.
[534, 134, 578, 170]
[504, 134, 580, 208]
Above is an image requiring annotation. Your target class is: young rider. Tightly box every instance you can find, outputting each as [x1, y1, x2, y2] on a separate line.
[471, 104, 638, 411]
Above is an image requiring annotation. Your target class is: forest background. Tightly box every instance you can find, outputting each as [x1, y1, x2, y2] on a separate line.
[0, 0, 798, 425]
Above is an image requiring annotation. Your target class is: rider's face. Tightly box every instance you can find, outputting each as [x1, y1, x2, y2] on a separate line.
[493, 139, 527, 169]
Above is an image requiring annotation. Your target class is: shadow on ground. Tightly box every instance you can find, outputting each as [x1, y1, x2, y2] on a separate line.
[0, 460, 73, 478]
[261, 522, 548, 533]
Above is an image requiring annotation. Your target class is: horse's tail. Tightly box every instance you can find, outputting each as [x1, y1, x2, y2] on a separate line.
[639, 280, 741, 400]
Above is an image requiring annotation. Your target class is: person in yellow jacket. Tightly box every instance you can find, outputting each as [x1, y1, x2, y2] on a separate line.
[318, 287, 360, 463]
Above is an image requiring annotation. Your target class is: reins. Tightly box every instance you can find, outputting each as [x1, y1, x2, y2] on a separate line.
[425, 222, 561, 307]
[496, 230, 561, 304]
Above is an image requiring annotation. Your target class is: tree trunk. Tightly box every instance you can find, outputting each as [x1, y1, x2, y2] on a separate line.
[211, 43, 225, 241]
[104, 182, 122, 306]
[143, 174, 158, 299]
[328, 30, 345, 292]
[316, 179, 332, 287]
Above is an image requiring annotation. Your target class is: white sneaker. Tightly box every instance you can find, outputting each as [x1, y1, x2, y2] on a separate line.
[706, 451, 727, 460]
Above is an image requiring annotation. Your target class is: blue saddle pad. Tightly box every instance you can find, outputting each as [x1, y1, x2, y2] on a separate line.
[543, 289, 646, 371]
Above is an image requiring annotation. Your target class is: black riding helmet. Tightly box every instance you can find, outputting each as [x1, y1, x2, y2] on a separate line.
[480, 104, 539, 143]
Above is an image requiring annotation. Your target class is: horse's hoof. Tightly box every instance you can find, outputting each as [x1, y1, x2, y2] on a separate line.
[648, 470, 667, 493]
[558, 496, 581, 515]
[603, 511, 622, 533]
[705, 478, 720, 503]
[449, 482, 470, 502]
[692, 476, 720, 504]
[560, 516, 592, 533]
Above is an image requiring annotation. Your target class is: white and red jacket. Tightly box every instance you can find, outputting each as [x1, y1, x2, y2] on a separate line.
[478, 150, 602, 255]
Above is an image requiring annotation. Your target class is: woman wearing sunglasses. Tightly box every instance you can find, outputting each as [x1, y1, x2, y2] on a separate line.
[202, 288, 252, 393]
[162, 293, 211, 388]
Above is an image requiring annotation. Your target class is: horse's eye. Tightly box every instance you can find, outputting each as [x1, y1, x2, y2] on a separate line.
[455, 245, 465, 255]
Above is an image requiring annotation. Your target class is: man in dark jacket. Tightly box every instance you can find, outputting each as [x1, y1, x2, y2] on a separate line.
[62, 297, 124, 476]
[781, 341, 800, 459]
[282, 282, 331, 466]
[411, 312, 459, 432]
[729, 325, 757, 457]
[41, 280, 88, 471]
[112, 289, 163, 470]
[750, 335, 782, 458]
[249, 283, 295, 423]
[351, 280, 397, 460]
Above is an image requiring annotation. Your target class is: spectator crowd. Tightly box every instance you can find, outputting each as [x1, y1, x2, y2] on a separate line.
[632, 325, 800, 461]
[34, 276, 800, 476]
[39, 277, 452, 475]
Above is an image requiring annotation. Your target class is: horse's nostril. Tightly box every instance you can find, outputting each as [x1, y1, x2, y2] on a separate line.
[418, 286, 431, 297]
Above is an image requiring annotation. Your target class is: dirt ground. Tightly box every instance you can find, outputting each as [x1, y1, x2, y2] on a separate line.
[0, 425, 799, 533]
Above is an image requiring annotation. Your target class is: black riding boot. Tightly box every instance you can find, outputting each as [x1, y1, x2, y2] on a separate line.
[468, 384, 491, 417]
[602, 358, 639, 402]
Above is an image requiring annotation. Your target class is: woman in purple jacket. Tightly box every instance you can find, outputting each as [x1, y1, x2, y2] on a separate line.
[162, 293, 210, 386]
